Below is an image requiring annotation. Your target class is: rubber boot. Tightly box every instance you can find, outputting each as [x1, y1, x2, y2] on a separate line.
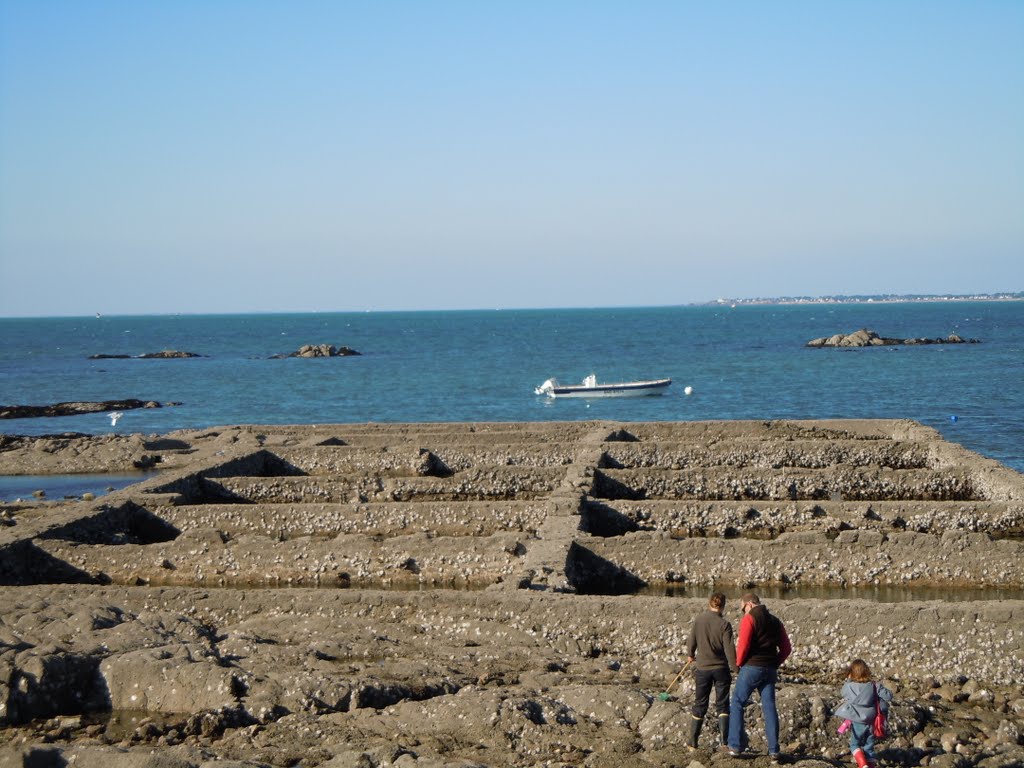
[718, 713, 729, 747]
[853, 749, 870, 768]
[688, 716, 703, 748]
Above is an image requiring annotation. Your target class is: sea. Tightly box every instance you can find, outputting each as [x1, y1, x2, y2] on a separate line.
[1, 302, 1022, 476]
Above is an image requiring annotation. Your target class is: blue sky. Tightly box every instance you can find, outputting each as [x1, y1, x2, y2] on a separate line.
[1, 1, 1022, 316]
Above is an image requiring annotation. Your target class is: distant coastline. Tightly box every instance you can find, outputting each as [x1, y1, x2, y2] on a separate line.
[704, 292, 1023, 307]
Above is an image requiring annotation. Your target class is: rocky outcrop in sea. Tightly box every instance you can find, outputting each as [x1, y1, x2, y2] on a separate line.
[807, 328, 981, 347]
[88, 350, 202, 359]
[0, 399, 169, 419]
[270, 344, 362, 358]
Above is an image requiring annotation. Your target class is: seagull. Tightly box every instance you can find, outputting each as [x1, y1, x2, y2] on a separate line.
[109, 411, 123, 427]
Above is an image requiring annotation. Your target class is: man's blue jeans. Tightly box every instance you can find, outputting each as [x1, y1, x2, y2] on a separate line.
[728, 665, 779, 754]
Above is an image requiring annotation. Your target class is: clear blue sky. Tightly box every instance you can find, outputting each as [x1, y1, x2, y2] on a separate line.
[1, 1, 1022, 316]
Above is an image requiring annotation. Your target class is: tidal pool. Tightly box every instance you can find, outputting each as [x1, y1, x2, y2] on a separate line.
[0, 472, 155, 502]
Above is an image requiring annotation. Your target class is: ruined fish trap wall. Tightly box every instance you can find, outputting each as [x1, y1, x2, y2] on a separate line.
[7, 419, 1023, 592]
[1, 420, 1023, 766]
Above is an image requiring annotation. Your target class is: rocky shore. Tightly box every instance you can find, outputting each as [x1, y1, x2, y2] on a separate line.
[1, 420, 1022, 767]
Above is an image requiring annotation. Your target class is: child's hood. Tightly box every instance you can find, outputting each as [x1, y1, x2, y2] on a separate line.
[843, 680, 879, 706]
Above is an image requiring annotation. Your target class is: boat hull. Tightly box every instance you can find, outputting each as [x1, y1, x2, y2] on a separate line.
[540, 378, 672, 398]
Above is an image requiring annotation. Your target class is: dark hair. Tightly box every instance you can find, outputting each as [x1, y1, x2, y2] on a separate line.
[740, 592, 761, 606]
[709, 592, 727, 610]
[848, 659, 872, 682]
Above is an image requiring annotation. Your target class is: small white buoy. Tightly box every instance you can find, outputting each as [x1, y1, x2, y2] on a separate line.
[683, 386, 693, 396]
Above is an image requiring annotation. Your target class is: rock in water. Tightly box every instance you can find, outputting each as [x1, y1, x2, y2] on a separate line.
[807, 328, 981, 347]
[270, 344, 362, 358]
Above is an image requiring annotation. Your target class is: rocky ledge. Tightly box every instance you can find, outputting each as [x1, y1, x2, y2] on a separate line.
[0, 420, 1022, 768]
[88, 350, 203, 359]
[270, 344, 362, 359]
[0, 399, 174, 420]
[807, 329, 981, 347]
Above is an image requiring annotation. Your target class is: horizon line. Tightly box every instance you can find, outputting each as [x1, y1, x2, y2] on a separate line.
[1, 292, 1022, 321]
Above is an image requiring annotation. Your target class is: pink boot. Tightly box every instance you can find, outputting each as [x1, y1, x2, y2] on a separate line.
[853, 749, 869, 768]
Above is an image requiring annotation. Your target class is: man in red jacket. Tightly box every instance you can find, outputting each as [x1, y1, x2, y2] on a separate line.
[722, 593, 792, 762]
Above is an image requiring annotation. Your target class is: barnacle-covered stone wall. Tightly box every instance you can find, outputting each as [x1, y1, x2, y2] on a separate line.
[1, 420, 1023, 767]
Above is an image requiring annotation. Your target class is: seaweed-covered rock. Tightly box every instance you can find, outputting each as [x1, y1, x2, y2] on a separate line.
[0, 399, 163, 419]
[89, 351, 202, 359]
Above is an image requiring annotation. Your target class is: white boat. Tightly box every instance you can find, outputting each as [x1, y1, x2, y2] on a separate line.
[534, 374, 672, 398]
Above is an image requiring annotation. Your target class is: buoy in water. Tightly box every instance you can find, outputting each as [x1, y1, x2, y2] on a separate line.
[950, 415, 958, 423]
[684, 386, 693, 396]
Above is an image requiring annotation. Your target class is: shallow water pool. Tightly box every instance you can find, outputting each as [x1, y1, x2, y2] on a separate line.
[0, 472, 155, 502]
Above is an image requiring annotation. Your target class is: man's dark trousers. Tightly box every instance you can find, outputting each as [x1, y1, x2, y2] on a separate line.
[693, 667, 731, 719]
[692, 666, 731, 746]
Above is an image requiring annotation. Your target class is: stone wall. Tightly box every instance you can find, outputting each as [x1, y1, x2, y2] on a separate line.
[2, 420, 1023, 767]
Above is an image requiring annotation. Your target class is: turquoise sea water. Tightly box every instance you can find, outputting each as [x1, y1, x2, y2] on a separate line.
[1, 302, 1022, 473]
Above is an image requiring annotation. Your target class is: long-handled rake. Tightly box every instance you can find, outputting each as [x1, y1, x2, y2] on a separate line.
[657, 659, 693, 701]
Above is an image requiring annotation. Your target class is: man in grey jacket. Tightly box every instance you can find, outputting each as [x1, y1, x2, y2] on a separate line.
[685, 592, 738, 749]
